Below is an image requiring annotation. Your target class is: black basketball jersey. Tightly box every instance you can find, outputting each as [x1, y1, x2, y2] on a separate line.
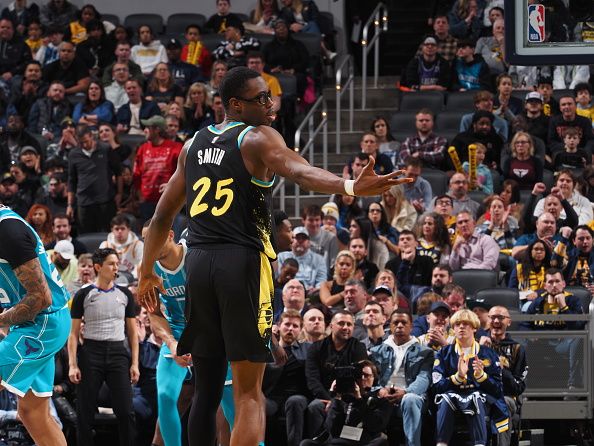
[185, 121, 276, 260]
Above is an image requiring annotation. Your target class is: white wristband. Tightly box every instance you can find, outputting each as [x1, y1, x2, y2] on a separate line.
[344, 179, 355, 196]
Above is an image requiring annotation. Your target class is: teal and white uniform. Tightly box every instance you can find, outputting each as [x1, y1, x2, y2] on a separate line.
[0, 206, 70, 397]
[155, 241, 190, 446]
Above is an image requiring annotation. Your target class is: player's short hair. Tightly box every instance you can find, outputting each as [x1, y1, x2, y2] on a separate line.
[219, 66, 261, 108]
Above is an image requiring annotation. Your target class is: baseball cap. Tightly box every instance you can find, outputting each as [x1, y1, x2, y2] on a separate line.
[19, 145, 38, 157]
[61, 116, 75, 127]
[525, 91, 543, 102]
[467, 298, 492, 311]
[141, 115, 166, 129]
[54, 240, 74, 260]
[166, 38, 182, 49]
[429, 301, 452, 315]
[293, 226, 309, 238]
[321, 202, 339, 221]
[0, 172, 15, 184]
[372, 285, 393, 296]
[422, 35, 437, 45]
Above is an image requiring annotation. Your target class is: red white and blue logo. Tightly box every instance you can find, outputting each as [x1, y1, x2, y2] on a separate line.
[528, 4, 545, 43]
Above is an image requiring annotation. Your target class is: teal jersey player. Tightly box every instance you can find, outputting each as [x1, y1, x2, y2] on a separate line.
[0, 205, 70, 446]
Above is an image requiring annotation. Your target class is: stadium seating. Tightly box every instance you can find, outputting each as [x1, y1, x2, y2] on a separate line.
[475, 288, 520, 310]
[124, 14, 164, 35]
[445, 91, 475, 111]
[77, 233, 109, 253]
[421, 169, 449, 196]
[399, 91, 444, 114]
[166, 13, 207, 35]
[452, 269, 498, 297]
[565, 286, 593, 313]
[435, 111, 464, 132]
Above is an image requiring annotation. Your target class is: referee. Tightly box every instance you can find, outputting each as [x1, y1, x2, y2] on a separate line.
[67, 248, 139, 446]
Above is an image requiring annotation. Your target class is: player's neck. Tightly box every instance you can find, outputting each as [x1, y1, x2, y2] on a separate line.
[159, 244, 184, 270]
[94, 276, 114, 290]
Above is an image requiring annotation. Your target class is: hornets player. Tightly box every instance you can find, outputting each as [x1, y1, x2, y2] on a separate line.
[0, 205, 70, 446]
[141, 222, 235, 446]
[138, 67, 412, 446]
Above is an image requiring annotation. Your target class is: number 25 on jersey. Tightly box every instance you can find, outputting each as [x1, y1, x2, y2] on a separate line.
[190, 177, 235, 218]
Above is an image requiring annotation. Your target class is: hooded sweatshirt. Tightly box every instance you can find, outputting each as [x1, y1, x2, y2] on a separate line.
[131, 40, 168, 75]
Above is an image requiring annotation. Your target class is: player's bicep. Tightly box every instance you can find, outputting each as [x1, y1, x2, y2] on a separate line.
[246, 128, 310, 178]
[13, 257, 52, 309]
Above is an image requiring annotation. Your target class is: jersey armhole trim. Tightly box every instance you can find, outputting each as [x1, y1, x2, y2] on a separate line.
[237, 125, 255, 149]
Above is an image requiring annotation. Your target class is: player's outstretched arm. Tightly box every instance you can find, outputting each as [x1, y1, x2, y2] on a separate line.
[0, 258, 51, 327]
[244, 126, 413, 196]
[138, 144, 188, 311]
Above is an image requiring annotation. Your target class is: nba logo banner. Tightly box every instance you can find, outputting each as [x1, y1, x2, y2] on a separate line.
[528, 4, 545, 43]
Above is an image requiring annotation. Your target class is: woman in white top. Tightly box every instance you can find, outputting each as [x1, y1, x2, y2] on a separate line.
[533, 169, 593, 224]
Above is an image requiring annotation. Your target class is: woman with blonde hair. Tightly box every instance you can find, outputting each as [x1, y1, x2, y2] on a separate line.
[501, 131, 543, 190]
[248, 0, 280, 33]
[381, 185, 417, 232]
[319, 250, 356, 308]
[184, 82, 215, 134]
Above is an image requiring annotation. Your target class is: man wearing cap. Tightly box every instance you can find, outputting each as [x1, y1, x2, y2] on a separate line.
[468, 298, 491, 330]
[452, 39, 491, 92]
[401, 35, 450, 91]
[277, 227, 327, 294]
[485, 306, 527, 446]
[42, 41, 90, 95]
[102, 42, 144, 87]
[49, 239, 78, 288]
[370, 308, 434, 446]
[301, 204, 339, 272]
[372, 284, 398, 324]
[516, 91, 550, 143]
[0, 172, 28, 216]
[166, 38, 201, 91]
[417, 301, 454, 351]
[320, 201, 349, 248]
[131, 25, 167, 76]
[115, 78, 161, 135]
[132, 115, 183, 223]
[67, 125, 123, 233]
[0, 113, 40, 169]
[450, 110, 505, 170]
[44, 116, 78, 164]
[27, 80, 71, 141]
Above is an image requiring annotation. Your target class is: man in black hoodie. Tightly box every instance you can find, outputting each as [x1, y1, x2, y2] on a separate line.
[451, 39, 491, 91]
[485, 306, 527, 446]
[0, 18, 32, 82]
[450, 110, 504, 169]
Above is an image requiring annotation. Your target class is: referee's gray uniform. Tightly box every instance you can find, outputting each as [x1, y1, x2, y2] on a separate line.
[71, 284, 136, 446]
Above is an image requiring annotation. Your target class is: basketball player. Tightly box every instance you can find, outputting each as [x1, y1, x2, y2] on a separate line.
[138, 67, 412, 446]
[0, 205, 70, 446]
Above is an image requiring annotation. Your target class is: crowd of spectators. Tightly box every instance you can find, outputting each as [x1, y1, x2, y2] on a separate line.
[0, 1, 590, 446]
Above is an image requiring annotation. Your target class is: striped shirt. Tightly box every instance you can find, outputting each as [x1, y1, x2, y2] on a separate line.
[71, 284, 136, 342]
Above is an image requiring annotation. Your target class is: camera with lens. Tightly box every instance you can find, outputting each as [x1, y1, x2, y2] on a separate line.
[334, 363, 363, 395]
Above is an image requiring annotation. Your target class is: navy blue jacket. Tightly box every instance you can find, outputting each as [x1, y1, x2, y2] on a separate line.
[115, 99, 160, 129]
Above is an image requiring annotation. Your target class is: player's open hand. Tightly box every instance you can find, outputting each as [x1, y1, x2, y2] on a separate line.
[353, 157, 414, 196]
[137, 270, 165, 313]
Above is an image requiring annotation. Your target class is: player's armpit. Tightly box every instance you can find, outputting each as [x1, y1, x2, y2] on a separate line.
[0, 258, 51, 326]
